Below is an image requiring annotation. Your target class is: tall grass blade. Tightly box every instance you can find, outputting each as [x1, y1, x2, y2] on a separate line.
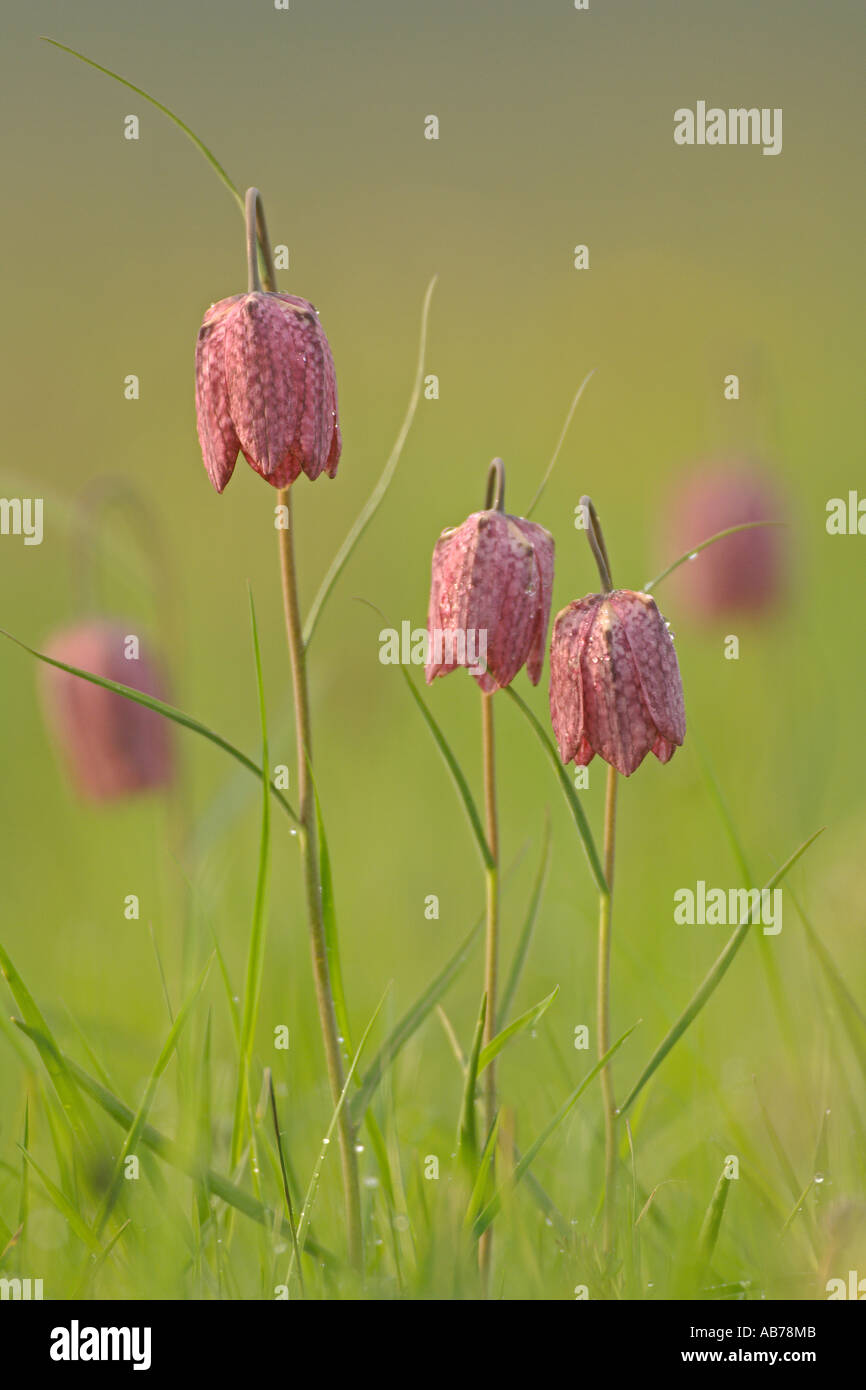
[40, 39, 242, 209]
[11, 1020, 332, 1257]
[18, 1146, 103, 1256]
[699, 1166, 732, 1261]
[0, 628, 299, 823]
[95, 955, 213, 1233]
[400, 669, 494, 869]
[643, 521, 785, 594]
[314, 783, 353, 1055]
[290, 989, 388, 1276]
[0, 941, 96, 1147]
[477, 986, 559, 1076]
[793, 889, 866, 1086]
[457, 993, 487, 1161]
[465, 1112, 502, 1229]
[525, 369, 596, 518]
[619, 828, 824, 1115]
[474, 1022, 639, 1237]
[503, 686, 606, 893]
[304, 276, 438, 647]
[499, 815, 551, 1023]
[349, 906, 485, 1126]
[230, 591, 272, 1171]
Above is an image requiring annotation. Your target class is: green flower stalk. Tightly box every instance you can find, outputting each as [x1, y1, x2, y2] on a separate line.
[194, 187, 361, 1270]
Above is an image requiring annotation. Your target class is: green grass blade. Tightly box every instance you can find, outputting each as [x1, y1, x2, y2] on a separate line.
[457, 993, 487, 1161]
[694, 734, 797, 1055]
[304, 276, 438, 648]
[230, 591, 272, 1171]
[18, 1146, 103, 1256]
[754, 1079, 802, 1205]
[619, 828, 824, 1115]
[699, 1166, 732, 1261]
[18, 1100, 29, 1237]
[290, 988, 388, 1276]
[348, 851, 526, 1128]
[349, 907, 484, 1127]
[11, 1020, 334, 1257]
[0, 1216, 15, 1259]
[477, 986, 559, 1076]
[781, 1176, 816, 1235]
[499, 815, 552, 1023]
[400, 669, 494, 870]
[503, 686, 607, 893]
[95, 954, 213, 1233]
[267, 1072, 304, 1298]
[465, 1112, 502, 1229]
[474, 1022, 639, 1238]
[792, 888, 866, 1086]
[0, 941, 96, 1148]
[355, 600, 492, 868]
[0, 627, 299, 823]
[643, 521, 785, 594]
[314, 783, 353, 1057]
[40, 39, 242, 211]
[525, 369, 596, 518]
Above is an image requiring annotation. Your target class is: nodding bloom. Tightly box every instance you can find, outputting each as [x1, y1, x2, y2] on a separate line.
[425, 504, 555, 694]
[549, 590, 685, 777]
[195, 290, 341, 492]
[662, 464, 786, 618]
[39, 621, 174, 802]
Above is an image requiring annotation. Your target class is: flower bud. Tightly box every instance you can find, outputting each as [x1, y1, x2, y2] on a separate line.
[195, 291, 341, 492]
[662, 464, 786, 618]
[39, 621, 174, 802]
[549, 590, 685, 777]
[425, 508, 555, 693]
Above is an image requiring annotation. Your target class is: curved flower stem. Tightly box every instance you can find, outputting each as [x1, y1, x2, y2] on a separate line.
[478, 689, 499, 1293]
[484, 457, 506, 513]
[597, 764, 618, 1254]
[580, 494, 613, 593]
[245, 186, 277, 294]
[275, 485, 363, 1272]
[580, 495, 619, 1253]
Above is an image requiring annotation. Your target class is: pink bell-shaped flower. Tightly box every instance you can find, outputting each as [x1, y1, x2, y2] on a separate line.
[662, 463, 786, 618]
[39, 621, 174, 802]
[549, 588, 685, 777]
[195, 188, 341, 493]
[425, 460, 554, 693]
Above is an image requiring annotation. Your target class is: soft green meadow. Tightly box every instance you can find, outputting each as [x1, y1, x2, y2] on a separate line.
[1, 3, 864, 1301]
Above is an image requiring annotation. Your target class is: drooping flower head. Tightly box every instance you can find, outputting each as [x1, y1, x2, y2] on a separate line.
[425, 459, 555, 693]
[661, 463, 786, 618]
[549, 589, 685, 777]
[549, 495, 685, 777]
[39, 621, 174, 802]
[195, 188, 341, 492]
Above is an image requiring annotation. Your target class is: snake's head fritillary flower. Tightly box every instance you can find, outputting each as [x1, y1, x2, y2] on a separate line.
[549, 589, 685, 777]
[425, 462, 554, 693]
[195, 187, 341, 493]
[195, 290, 341, 493]
[39, 621, 174, 802]
[662, 464, 786, 618]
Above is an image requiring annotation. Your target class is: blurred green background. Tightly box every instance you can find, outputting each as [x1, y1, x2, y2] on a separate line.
[0, 0, 863, 1297]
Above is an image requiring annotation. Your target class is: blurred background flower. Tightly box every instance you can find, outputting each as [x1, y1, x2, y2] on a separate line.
[661, 463, 789, 620]
[39, 620, 174, 802]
